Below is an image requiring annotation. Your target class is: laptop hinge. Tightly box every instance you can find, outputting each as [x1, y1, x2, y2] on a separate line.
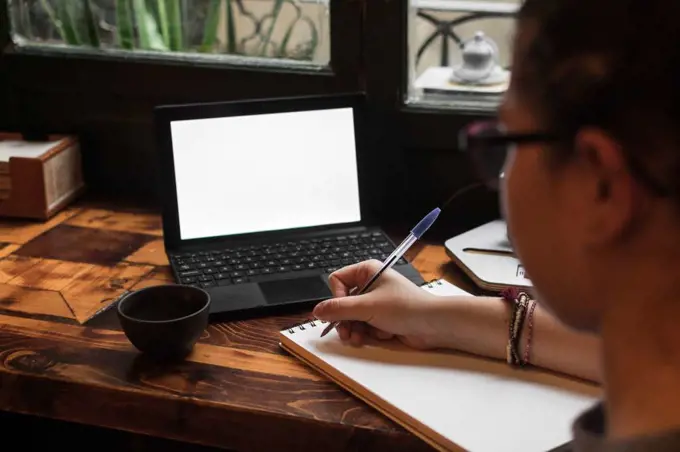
[167, 225, 386, 255]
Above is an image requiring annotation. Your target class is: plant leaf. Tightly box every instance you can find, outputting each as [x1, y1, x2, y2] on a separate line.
[155, 0, 170, 47]
[200, 0, 221, 53]
[133, 0, 167, 50]
[225, 0, 237, 54]
[116, 0, 135, 49]
[166, 0, 183, 51]
[39, 0, 67, 42]
[82, 0, 101, 47]
[56, 1, 81, 45]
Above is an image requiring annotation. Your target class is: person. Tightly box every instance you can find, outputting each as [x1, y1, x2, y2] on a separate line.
[312, 0, 680, 450]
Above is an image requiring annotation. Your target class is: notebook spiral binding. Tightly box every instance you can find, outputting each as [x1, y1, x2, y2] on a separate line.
[285, 317, 328, 334]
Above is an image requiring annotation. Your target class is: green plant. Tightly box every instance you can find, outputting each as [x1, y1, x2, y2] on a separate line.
[42, 0, 100, 46]
[225, 0, 237, 54]
[165, 0, 183, 50]
[36, 0, 319, 60]
[132, 0, 166, 50]
[200, 0, 221, 52]
[116, 0, 134, 49]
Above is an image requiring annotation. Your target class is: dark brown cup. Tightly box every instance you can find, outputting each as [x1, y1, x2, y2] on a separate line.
[117, 284, 210, 360]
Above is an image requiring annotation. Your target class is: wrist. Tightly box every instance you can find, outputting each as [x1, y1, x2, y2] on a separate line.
[420, 295, 511, 359]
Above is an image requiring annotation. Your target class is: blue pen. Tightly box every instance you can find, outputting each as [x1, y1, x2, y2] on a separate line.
[319, 207, 441, 337]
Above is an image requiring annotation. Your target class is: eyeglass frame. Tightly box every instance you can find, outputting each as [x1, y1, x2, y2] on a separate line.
[458, 119, 671, 197]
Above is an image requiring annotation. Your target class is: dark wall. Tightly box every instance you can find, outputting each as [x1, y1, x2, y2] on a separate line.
[0, 54, 358, 200]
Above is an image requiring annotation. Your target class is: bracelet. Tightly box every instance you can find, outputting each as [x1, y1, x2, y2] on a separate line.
[501, 288, 518, 365]
[501, 288, 531, 367]
[521, 300, 537, 366]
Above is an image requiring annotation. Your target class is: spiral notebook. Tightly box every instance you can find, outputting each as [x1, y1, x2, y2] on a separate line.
[279, 279, 600, 452]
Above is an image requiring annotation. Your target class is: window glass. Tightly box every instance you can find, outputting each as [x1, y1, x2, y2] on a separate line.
[407, 0, 519, 110]
[8, 0, 330, 65]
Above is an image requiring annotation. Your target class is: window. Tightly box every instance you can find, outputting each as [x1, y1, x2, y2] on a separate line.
[8, 0, 330, 66]
[407, 0, 519, 111]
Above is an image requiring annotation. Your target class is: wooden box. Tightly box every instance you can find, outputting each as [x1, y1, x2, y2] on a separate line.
[0, 133, 85, 220]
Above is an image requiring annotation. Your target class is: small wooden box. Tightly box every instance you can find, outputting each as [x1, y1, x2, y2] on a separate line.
[0, 133, 85, 220]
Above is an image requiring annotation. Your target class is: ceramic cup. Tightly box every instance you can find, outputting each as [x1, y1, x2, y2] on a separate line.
[117, 284, 210, 360]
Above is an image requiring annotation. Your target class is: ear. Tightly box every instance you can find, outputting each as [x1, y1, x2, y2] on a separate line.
[572, 128, 638, 244]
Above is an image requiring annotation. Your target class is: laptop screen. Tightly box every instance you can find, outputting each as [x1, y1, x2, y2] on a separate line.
[169, 107, 362, 241]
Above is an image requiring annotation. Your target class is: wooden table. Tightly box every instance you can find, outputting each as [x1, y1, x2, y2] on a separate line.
[0, 201, 477, 451]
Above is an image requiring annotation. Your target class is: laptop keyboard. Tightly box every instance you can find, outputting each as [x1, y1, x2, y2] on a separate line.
[169, 231, 407, 289]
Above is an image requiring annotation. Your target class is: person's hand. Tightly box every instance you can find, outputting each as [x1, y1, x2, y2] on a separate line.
[312, 259, 442, 348]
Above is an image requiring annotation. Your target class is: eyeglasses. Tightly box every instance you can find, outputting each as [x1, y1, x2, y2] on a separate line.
[458, 120, 558, 190]
[458, 120, 671, 197]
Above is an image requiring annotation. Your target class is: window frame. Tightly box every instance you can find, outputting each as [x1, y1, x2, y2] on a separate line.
[363, 0, 507, 152]
[359, 0, 504, 231]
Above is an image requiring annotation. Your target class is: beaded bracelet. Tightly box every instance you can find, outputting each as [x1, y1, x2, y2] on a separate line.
[521, 299, 538, 366]
[501, 288, 531, 367]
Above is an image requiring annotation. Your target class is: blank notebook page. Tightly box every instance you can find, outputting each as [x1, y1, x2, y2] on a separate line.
[279, 280, 600, 452]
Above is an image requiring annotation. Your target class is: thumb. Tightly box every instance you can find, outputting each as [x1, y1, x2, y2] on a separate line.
[313, 296, 372, 323]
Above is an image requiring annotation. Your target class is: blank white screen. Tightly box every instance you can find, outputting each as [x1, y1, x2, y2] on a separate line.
[170, 107, 361, 240]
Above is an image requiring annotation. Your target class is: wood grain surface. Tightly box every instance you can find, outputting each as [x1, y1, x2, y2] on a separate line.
[0, 202, 476, 451]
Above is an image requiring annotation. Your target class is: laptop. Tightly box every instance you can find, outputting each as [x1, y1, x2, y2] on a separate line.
[154, 93, 424, 319]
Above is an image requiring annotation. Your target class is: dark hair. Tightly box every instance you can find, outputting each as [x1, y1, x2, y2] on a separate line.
[515, 0, 680, 198]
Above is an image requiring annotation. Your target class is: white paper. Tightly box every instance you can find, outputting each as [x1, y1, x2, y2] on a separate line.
[281, 282, 599, 452]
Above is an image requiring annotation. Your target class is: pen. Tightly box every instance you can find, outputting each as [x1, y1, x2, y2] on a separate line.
[319, 207, 441, 337]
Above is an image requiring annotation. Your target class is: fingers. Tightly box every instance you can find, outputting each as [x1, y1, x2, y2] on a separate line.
[337, 321, 352, 341]
[337, 321, 393, 346]
[315, 259, 396, 345]
[328, 271, 351, 298]
[370, 328, 394, 340]
[327, 259, 383, 297]
[312, 295, 373, 323]
[349, 322, 367, 346]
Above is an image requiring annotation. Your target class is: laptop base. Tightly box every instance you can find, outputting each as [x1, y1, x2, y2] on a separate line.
[202, 262, 422, 322]
[168, 227, 425, 321]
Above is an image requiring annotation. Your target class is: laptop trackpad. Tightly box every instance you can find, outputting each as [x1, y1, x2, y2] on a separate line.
[259, 276, 332, 305]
